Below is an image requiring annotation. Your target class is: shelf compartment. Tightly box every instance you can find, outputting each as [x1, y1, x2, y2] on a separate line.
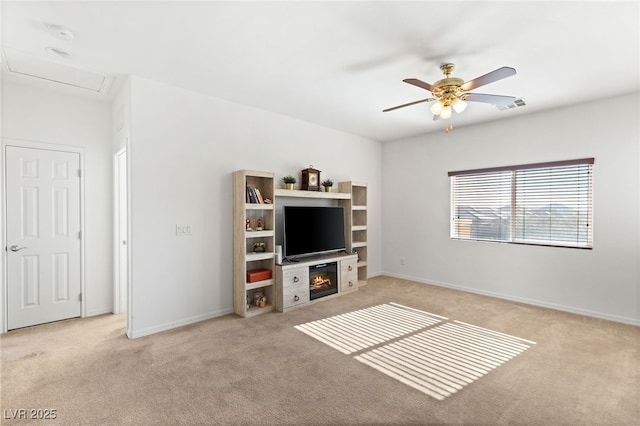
[245, 285, 275, 317]
[351, 185, 367, 206]
[352, 229, 367, 243]
[245, 209, 274, 234]
[353, 246, 367, 266]
[353, 209, 367, 227]
[246, 235, 274, 255]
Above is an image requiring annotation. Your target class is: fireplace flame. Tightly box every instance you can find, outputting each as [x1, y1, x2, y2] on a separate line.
[311, 275, 332, 289]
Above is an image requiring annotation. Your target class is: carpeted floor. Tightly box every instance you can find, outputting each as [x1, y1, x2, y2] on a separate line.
[296, 302, 535, 400]
[1, 276, 639, 425]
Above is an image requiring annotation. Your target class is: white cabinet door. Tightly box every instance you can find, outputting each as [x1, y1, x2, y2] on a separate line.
[6, 146, 82, 330]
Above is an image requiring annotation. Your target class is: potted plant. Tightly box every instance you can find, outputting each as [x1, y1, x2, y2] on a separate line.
[282, 175, 296, 190]
[322, 178, 334, 192]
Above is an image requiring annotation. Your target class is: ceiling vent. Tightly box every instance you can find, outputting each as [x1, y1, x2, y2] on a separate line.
[2, 48, 112, 94]
[495, 97, 526, 111]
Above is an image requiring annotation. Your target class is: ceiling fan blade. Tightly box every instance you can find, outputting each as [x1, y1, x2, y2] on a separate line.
[461, 66, 516, 91]
[383, 97, 435, 112]
[464, 93, 516, 105]
[403, 78, 436, 92]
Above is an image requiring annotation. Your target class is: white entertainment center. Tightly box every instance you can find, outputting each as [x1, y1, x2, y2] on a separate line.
[233, 170, 367, 317]
[275, 253, 358, 313]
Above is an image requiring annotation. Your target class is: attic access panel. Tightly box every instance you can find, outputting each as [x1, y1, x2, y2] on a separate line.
[2, 48, 112, 93]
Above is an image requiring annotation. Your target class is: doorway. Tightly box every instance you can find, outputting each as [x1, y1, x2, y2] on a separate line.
[113, 147, 128, 314]
[4, 144, 83, 330]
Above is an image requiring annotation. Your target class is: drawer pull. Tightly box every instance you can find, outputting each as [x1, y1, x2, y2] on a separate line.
[293, 276, 299, 283]
[294, 295, 300, 302]
[348, 265, 353, 271]
[349, 281, 354, 287]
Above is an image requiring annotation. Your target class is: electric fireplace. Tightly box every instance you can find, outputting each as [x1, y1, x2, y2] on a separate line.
[309, 262, 338, 300]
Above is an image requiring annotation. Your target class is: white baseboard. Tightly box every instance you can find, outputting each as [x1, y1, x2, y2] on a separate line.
[382, 272, 640, 327]
[126, 307, 234, 339]
[85, 307, 113, 317]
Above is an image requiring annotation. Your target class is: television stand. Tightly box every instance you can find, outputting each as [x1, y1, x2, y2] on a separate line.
[275, 252, 358, 313]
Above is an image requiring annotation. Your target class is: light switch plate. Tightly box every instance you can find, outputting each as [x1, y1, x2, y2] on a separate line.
[176, 225, 192, 236]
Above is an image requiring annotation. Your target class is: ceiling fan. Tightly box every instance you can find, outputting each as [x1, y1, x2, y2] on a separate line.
[383, 63, 517, 120]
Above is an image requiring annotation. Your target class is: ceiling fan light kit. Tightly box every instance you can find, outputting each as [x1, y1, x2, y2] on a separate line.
[384, 63, 518, 131]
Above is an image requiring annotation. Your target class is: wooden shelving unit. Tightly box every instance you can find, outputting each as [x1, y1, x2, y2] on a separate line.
[339, 181, 368, 286]
[233, 170, 276, 317]
[234, 171, 368, 317]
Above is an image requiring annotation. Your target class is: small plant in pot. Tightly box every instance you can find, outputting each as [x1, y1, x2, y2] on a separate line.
[322, 178, 334, 192]
[282, 175, 296, 190]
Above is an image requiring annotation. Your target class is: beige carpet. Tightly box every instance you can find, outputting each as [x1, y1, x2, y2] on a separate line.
[296, 303, 535, 400]
[1, 276, 639, 425]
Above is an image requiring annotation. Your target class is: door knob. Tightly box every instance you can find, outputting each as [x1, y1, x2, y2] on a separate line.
[9, 245, 28, 252]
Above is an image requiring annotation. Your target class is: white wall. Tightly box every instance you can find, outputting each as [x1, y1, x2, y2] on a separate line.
[382, 92, 640, 325]
[1, 81, 114, 331]
[127, 76, 381, 337]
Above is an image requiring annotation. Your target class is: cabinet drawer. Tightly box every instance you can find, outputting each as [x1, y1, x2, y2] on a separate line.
[341, 259, 357, 274]
[341, 271, 358, 292]
[341, 258, 358, 293]
[283, 283, 309, 308]
[282, 268, 309, 288]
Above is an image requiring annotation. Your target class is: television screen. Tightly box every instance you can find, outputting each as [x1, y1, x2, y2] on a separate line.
[283, 206, 346, 259]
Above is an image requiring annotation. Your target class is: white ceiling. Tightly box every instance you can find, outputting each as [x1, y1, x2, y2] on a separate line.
[2, 1, 639, 142]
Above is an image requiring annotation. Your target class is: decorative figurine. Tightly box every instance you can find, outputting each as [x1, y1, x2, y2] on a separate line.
[254, 292, 264, 307]
[256, 218, 263, 231]
[246, 219, 252, 231]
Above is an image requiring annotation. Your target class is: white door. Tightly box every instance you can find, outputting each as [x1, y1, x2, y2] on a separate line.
[6, 146, 82, 330]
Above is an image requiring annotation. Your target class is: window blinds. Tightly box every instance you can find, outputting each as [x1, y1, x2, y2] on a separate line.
[450, 158, 594, 248]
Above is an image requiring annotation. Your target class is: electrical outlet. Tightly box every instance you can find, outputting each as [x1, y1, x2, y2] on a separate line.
[176, 225, 192, 236]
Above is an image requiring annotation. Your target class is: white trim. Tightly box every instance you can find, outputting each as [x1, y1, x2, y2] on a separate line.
[86, 307, 113, 317]
[113, 146, 127, 315]
[124, 137, 133, 338]
[1, 137, 86, 333]
[382, 271, 640, 327]
[126, 308, 233, 339]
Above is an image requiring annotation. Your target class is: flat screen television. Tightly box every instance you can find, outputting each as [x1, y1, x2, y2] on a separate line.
[283, 206, 346, 259]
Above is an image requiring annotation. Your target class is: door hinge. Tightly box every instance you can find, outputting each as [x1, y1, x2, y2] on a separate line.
[78, 231, 82, 240]
[78, 169, 82, 178]
[79, 293, 82, 302]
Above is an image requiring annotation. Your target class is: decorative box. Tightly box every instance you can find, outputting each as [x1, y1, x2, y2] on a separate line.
[246, 269, 272, 283]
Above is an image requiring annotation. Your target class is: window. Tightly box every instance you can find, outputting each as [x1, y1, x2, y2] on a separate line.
[449, 158, 594, 248]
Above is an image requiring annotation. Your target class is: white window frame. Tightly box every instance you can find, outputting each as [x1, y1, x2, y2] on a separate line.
[449, 158, 594, 249]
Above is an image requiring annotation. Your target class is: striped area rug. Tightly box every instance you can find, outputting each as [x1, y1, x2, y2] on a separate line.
[295, 303, 535, 400]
